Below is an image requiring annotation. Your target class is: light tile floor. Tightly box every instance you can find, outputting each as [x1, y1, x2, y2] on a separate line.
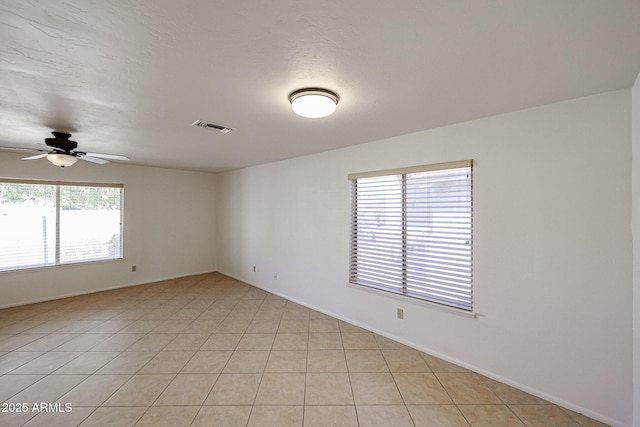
[0, 273, 608, 426]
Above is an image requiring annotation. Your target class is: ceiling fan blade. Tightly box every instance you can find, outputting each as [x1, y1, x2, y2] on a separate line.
[78, 155, 110, 164]
[22, 153, 49, 160]
[0, 146, 48, 153]
[85, 152, 129, 161]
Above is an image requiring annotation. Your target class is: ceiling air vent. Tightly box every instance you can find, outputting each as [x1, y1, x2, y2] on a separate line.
[192, 120, 232, 134]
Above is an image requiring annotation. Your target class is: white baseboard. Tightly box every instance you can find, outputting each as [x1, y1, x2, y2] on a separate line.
[0, 269, 217, 310]
[3, 267, 628, 427]
[217, 269, 628, 427]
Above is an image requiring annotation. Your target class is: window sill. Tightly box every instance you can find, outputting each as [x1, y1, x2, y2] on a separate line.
[347, 281, 477, 318]
[0, 257, 125, 274]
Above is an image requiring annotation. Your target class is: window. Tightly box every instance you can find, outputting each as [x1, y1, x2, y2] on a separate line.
[349, 160, 473, 311]
[0, 179, 124, 271]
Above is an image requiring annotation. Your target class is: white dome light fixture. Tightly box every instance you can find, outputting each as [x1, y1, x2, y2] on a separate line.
[47, 153, 78, 167]
[289, 88, 339, 118]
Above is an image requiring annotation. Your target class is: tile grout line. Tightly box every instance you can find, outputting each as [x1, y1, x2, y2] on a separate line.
[0, 274, 607, 427]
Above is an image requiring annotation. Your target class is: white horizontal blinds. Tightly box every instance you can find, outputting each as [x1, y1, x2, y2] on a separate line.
[0, 182, 57, 271]
[405, 167, 472, 310]
[0, 180, 123, 271]
[350, 161, 473, 311]
[350, 174, 404, 291]
[58, 185, 123, 264]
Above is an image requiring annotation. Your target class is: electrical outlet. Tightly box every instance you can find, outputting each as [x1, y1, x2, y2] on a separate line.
[274, 273, 278, 280]
[397, 308, 404, 319]
[131, 265, 137, 272]
[253, 266, 256, 272]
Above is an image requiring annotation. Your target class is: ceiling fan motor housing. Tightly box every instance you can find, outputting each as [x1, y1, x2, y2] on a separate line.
[45, 132, 78, 153]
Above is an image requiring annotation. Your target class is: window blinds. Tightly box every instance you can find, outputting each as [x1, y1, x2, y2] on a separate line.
[349, 160, 473, 311]
[0, 180, 123, 271]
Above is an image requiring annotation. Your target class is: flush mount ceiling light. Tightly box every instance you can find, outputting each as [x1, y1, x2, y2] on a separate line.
[47, 153, 77, 167]
[289, 88, 339, 118]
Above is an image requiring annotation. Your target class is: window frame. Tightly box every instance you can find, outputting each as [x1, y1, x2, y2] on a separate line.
[348, 160, 473, 312]
[0, 178, 124, 272]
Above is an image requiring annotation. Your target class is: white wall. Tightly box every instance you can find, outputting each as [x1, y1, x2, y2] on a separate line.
[632, 72, 640, 427]
[217, 90, 633, 426]
[0, 154, 218, 308]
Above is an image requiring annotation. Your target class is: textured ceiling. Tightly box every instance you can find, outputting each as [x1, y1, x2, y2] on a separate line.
[1, 1, 640, 172]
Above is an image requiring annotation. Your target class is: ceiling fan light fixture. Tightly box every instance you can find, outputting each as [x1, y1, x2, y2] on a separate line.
[289, 88, 339, 118]
[47, 153, 77, 167]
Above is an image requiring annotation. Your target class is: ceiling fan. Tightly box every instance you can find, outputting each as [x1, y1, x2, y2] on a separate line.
[0, 131, 129, 167]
